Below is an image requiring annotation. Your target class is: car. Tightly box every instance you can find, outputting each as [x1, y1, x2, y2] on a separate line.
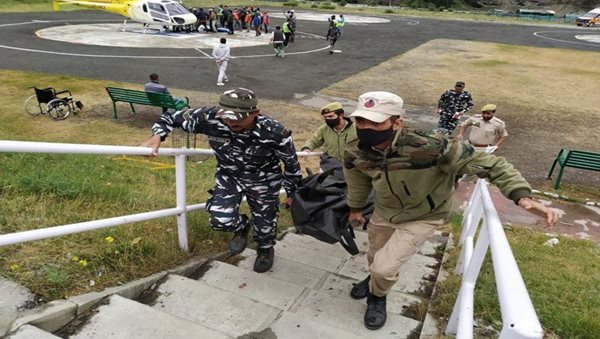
[576, 8, 600, 26]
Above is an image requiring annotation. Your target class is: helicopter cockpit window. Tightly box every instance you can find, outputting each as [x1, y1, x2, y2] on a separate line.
[165, 3, 188, 15]
[148, 3, 167, 13]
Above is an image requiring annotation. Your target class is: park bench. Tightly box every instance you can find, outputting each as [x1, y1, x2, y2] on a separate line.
[105, 87, 190, 120]
[547, 149, 600, 189]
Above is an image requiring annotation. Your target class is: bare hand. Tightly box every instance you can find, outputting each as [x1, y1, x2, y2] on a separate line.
[139, 135, 162, 157]
[281, 197, 293, 209]
[518, 197, 561, 229]
[348, 212, 365, 228]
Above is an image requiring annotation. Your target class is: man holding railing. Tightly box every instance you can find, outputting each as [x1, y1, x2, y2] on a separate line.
[140, 88, 302, 273]
[343, 91, 560, 331]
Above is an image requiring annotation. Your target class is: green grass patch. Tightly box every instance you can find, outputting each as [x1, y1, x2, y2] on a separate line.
[431, 217, 600, 338]
[471, 59, 510, 67]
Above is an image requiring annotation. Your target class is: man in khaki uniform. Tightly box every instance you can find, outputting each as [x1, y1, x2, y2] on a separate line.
[301, 102, 357, 162]
[343, 91, 560, 330]
[455, 103, 507, 152]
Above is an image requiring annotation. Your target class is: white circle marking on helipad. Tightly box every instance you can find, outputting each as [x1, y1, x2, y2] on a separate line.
[270, 12, 390, 24]
[574, 34, 600, 43]
[36, 24, 274, 48]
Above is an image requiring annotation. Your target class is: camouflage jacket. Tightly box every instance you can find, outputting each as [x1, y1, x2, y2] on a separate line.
[151, 107, 302, 197]
[438, 89, 474, 114]
[302, 118, 357, 162]
[343, 128, 531, 223]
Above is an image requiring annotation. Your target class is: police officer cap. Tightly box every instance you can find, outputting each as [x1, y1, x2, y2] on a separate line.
[481, 104, 496, 112]
[321, 102, 343, 114]
[218, 87, 259, 120]
[350, 91, 404, 123]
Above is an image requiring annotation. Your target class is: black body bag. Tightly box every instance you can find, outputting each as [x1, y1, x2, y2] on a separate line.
[290, 157, 373, 255]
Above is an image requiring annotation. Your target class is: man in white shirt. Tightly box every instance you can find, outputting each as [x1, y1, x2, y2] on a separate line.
[212, 37, 230, 86]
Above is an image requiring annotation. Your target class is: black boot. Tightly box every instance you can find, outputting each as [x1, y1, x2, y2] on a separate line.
[364, 292, 387, 330]
[253, 247, 274, 273]
[350, 275, 370, 299]
[228, 217, 249, 254]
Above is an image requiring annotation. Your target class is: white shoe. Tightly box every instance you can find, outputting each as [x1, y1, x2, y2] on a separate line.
[216, 82, 224, 86]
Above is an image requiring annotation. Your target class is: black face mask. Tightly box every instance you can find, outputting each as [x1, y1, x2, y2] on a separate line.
[356, 127, 395, 148]
[325, 118, 339, 128]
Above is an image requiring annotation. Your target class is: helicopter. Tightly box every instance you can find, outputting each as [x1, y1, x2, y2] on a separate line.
[52, 0, 197, 32]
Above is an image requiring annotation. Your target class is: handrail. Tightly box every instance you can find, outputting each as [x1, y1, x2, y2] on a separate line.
[445, 179, 543, 339]
[0, 140, 321, 251]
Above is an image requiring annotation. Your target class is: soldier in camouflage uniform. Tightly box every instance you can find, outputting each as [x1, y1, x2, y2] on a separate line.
[436, 81, 474, 135]
[141, 88, 302, 273]
[343, 91, 560, 330]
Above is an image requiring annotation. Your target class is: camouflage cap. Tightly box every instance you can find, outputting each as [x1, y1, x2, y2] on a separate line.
[350, 91, 404, 123]
[320, 102, 343, 114]
[481, 104, 496, 112]
[217, 87, 259, 120]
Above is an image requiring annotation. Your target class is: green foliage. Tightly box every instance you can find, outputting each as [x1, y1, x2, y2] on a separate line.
[319, 2, 336, 9]
[283, 1, 300, 7]
[384, 9, 395, 13]
[311, 3, 319, 8]
[339, 0, 348, 6]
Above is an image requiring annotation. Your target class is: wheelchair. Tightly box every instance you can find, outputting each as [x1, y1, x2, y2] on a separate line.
[24, 87, 84, 120]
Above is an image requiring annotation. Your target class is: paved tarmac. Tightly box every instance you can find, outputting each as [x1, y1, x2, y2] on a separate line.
[0, 10, 598, 101]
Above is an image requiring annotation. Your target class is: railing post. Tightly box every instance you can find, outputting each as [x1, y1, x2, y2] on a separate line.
[175, 154, 188, 252]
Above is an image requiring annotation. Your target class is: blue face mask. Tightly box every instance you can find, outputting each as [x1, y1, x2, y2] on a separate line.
[356, 126, 395, 148]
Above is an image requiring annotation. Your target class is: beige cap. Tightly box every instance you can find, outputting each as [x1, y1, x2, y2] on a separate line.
[349, 91, 404, 123]
[481, 104, 496, 112]
[320, 102, 343, 114]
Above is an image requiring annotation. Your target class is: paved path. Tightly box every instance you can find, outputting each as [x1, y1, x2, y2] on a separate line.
[5, 229, 449, 338]
[0, 10, 598, 100]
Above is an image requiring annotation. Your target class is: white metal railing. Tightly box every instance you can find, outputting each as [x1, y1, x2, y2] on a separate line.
[0, 140, 320, 251]
[445, 179, 543, 339]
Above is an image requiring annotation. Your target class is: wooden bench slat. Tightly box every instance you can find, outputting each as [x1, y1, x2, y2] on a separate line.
[105, 86, 189, 120]
[548, 148, 600, 189]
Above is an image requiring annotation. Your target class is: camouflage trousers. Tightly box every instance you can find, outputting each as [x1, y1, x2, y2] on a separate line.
[437, 112, 460, 135]
[205, 172, 282, 248]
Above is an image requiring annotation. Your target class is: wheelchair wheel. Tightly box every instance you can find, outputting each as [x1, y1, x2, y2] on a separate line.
[47, 99, 71, 120]
[24, 95, 45, 116]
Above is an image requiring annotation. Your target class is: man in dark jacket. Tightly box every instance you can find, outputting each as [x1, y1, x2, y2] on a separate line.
[140, 88, 302, 273]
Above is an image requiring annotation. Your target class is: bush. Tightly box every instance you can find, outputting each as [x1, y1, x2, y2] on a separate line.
[311, 3, 319, 7]
[283, 1, 299, 7]
[339, 0, 347, 6]
[319, 2, 336, 9]
[384, 9, 395, 13]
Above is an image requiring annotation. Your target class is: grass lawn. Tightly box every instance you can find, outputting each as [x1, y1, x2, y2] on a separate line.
[431, 218, 600, 338]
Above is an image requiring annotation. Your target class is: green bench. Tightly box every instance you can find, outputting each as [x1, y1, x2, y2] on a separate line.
[547, 149, 600, 189]
[105, 86, 190, 120]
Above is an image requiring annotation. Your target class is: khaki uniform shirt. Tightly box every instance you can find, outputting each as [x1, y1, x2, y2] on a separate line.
[461, 115, 507, 146]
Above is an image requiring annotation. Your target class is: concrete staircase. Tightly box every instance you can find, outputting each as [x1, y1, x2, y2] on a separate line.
[6, 230, 448, 338]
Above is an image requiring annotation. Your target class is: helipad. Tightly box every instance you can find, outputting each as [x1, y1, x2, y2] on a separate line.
[36, 24, 275, 48]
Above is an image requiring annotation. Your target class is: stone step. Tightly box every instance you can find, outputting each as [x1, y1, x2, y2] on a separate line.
[71, 295, 226, 339]
[280, 232, 351, 259]
[318, 273, 423, 316]
[234, 249, 329, 288]
[271, 312, 364, 339]
[273, 240, 345, 272]
[6, 325, 60, 339]
[290, 289, 421, 338]
[197, 260, 306, 310]
[153, 274, 281, 337]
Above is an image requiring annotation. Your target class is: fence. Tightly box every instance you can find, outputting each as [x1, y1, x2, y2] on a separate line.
[445, 179, 543, 339]
[0, 140, 319, 251]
